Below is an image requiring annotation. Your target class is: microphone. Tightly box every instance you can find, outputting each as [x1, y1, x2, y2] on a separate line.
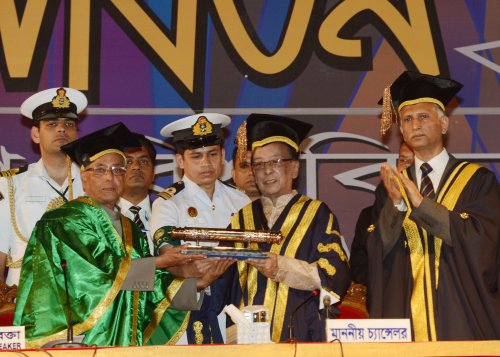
[287, 289, 319, 342]
[43, 259, 87, 348]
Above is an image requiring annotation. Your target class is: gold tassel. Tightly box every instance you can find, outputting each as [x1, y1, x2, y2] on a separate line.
[236, 121, 248, 164]
[380, 85, 393, 135]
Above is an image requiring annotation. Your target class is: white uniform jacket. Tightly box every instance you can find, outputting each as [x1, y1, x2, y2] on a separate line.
[0, 159, 83, 285]
[150, 175, 250, 246]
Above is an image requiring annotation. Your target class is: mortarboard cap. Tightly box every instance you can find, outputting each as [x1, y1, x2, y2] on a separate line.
[160, 113, 230, 150]
[379, 71, 463, 135]
[236, 114, 312, 162]
[61, 122, 140, 168]
[20, 87, 88, 122]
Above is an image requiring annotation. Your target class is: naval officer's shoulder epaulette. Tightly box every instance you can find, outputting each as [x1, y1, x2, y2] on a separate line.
[158, 181, 185, 200]
[219, 179, 239, 190]
[0, 164, 28, 178]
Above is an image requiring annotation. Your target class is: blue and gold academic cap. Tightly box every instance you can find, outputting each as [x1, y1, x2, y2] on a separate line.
[20, 87, 88, 122]
[61, 122, 140, 168]
[160, 113, 231, 150]
[244, 113, 312, 152]
[236, 113, 312, 163]
[379, 71, 463, 135]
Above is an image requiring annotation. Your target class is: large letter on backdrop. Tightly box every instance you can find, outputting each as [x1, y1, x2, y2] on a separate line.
[67, 0, 91, 92]
[318, 0, 443, 73]
[65, 0, 102, 102]
[106, 0, 205, 108]
[211, 0, 320, 87]
[0, 0, 59, 90]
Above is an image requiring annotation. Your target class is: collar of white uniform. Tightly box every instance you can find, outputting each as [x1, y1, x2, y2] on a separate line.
[183, 174, 222, 202]
[31, 158, 80, 186]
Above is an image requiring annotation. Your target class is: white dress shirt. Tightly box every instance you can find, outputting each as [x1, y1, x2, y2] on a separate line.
[414, 148, 450, 191]
[119, 195, 153, 255]
[395, 149, 450, 211]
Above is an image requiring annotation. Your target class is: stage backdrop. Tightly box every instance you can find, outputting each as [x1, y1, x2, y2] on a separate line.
[0, 0, 499, 245]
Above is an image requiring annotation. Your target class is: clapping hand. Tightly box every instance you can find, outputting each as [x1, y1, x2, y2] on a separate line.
[381, 163, 403, 205]
[396, 171, 423, 208]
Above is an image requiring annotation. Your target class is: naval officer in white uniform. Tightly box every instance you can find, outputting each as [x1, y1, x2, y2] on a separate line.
[0, 87, 87, 285]
[150, 113, 250, 345]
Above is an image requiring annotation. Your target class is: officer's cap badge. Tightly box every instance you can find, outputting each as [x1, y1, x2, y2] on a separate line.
[51, 87, 71, 109]
[191, 116, 213, 136]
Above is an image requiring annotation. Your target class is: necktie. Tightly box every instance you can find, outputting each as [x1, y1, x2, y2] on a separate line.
[129, 206, 145, 230]
[420, 163, 435, 199]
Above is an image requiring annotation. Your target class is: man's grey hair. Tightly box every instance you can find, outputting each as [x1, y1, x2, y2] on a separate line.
[435, 104, 446, 118]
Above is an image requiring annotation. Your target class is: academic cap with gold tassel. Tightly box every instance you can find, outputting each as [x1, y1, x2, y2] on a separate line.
[378, 71, 463, 135]
[243, 113, 313, 154]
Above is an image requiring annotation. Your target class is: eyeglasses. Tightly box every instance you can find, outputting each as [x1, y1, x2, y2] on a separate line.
[126, 158, 152, 167]
[251, 158, 294, 171]
[84, 165, 127, 176]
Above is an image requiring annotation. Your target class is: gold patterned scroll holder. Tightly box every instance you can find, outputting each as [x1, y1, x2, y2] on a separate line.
[170, 227, 282, 260]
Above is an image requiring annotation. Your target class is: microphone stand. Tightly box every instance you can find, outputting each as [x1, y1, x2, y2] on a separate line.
[287, 290, 319, 342]
[48, 259, 87, 348]
[322, 295, 333, 342]
[323, 295, 331, 320]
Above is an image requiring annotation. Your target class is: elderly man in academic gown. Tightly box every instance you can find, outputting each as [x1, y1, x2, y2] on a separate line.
[367, 71, 500, 341]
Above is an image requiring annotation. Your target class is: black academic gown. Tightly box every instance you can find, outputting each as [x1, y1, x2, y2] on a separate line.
[349, 205, 374, 286]
[367, 157, 500, 341]
[350, 182, 389, 286]
[213, 194, 351, 342]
